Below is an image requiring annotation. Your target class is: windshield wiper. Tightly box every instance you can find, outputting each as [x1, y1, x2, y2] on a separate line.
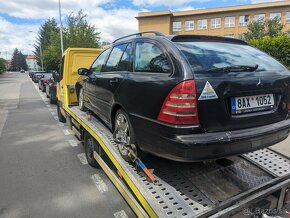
[206, 64, 259, 73]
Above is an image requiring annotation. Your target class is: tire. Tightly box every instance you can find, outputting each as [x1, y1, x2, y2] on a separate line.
[46, 93, 49, 98]
[78, 88, 87, 111]
[57, 101, 66, 123]
[84, 132, 100, 168]
[113, 109, 145, 162]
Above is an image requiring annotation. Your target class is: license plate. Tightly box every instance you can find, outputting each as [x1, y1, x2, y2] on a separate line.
[231, 94, 275, 114]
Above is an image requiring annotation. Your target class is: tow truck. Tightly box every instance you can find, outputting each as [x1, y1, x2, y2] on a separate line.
[56, 47, 290, 217]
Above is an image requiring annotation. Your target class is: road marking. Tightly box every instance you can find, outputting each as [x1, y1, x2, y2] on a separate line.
[48, 108, 53, 111]
[63, 129, 71, 135]
[46, 105, 51, 108]
[91, 174, 108, 193]
[53, 116, 58, 121]
[58, 122, 65, 127]
[77, 153, 88, 165]
[51, 111, 56, 116]
[68, 139, 78, 147]
[114, 210, 128, 218]
[0, 110, 8, 137]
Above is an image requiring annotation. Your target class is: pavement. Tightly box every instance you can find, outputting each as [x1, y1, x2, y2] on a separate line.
[0, 72, 289, 218]
[0, 72, 135, 218]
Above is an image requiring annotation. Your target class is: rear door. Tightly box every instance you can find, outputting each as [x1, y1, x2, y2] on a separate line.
[177, 41, 290, 132]
[92, 43, 130, 126]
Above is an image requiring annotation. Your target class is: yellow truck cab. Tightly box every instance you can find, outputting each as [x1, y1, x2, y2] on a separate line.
[56, 48, 102, 121]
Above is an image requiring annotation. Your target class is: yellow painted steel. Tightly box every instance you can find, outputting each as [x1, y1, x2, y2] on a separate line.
[58, 48, 157, 217]
[65, 107, 158, 218]
[93, 151, 149, 218]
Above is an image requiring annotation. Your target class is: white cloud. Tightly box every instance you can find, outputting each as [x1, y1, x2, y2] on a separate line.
[0, 0, 138, 59]
[0, 17, 38, 59]
[132, 0, 212, 7]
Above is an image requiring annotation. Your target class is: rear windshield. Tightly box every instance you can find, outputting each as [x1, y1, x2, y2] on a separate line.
[176, 42, 288, 74]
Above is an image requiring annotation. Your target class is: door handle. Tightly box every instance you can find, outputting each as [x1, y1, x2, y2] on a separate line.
[109, 78, 119, 85]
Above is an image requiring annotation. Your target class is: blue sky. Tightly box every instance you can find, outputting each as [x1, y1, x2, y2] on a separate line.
[0, 0, 280, 58]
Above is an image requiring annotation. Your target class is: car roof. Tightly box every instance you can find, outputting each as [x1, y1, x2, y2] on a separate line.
[111, 31, 247, 46]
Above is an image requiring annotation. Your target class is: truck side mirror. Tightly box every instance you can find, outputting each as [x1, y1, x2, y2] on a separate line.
[78, 68, 90, 76]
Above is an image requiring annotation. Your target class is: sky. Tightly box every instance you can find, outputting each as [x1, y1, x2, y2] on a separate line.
[0, 0, 283, 59]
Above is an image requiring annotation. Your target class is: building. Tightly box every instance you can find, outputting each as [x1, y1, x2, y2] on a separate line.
[26, 55, 39, 71]
[136, 1, 290, 38]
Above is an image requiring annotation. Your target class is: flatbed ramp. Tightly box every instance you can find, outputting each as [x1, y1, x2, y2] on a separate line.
[67, 106, 290, 217]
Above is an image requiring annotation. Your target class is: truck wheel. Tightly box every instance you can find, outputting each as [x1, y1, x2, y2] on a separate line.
[57, 101, 66, 123]
[84, 132, 100, 168]
[114, 109, 146, 162]
[78, 88, 87, 111]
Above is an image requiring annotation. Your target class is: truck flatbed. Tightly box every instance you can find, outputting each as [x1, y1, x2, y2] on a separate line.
[65, 105, 290, 217]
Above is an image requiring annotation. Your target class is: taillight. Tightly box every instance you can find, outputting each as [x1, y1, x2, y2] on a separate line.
[158, 80, 199, 125]
[43, 80, 48, 83]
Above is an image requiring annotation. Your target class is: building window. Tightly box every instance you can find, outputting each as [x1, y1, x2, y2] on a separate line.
[270, 12, 281, 21]
[198, 19, 207, 30]
[185, 20, 194, 31]
[239, 15, 250, 26]
[211, 18, 221, 29]
[254, 14, 265, 22]
[172, 21, 182, 32]
[225, 17, 235, 28]
[287, 12, 290, 23]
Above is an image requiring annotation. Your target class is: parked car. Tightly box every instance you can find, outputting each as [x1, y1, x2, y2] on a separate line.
[20, 69, 25, 73]
[30, 71, 45, 79]
[76, 33, 290, 162]
[46, 75, 57, 104]
[38, 73, 52, 92]
[32, 73, 44, 83]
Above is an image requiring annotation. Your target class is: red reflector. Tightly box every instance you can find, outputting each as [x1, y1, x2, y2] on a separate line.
[158, 80, 199, 125]
[43, 80, 48, 83]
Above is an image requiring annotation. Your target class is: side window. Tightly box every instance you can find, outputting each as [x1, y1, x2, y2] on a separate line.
[134, 42, 171, 73]
[91, 49, 110, 73]
[103, 44, 128, 72]
[117, 43, 131, 71]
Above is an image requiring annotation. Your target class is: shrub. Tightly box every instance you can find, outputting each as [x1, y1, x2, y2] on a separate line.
[248, 35, 290, 69]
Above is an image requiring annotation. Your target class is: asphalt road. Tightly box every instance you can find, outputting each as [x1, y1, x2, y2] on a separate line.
[0, 72, 136, 218]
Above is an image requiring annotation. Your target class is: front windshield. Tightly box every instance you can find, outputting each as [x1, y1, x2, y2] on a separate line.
[176, 42, 288, 73]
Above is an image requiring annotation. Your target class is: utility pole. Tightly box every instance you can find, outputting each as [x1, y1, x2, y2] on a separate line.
[58, 0, 64, 55]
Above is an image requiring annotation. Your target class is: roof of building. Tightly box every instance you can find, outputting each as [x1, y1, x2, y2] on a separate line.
[136, 0, 290, 18]
[26, 55, 37, 60]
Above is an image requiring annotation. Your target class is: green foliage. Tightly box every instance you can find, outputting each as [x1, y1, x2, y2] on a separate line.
[34, 18, 59, 69]
[249, 35, 290, 68]
[34, 10, 100, 71]
[0, 58, 6, 73]
[244, 17, 284, 41]
[64, 10, 100, 48]
[10, 48, 28, 71]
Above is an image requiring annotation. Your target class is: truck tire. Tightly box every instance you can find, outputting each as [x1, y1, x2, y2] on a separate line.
[57, 101, 66, 123]
[78, 88, 87, 111]
[84, 132, 100, 168]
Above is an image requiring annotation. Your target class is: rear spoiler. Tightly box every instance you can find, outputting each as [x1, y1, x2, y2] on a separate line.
[170, 35, 248, 45]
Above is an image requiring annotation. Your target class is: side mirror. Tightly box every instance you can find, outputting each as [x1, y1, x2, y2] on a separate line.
[78, 68, 90, 76]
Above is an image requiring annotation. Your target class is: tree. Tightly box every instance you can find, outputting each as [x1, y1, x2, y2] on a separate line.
[34, 18, 59, 69]
[63, 10, 100, 49]
[244, 17, 284, 41]
[0, 58, 5, 73]
[34, 10, 101, 71]
[10, 48, 28, 71]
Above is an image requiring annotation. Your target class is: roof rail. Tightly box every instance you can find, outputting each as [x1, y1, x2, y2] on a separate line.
[113, 31, 165, 43]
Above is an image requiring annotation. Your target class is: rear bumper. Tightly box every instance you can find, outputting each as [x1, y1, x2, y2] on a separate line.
[131, 115, 290, 162]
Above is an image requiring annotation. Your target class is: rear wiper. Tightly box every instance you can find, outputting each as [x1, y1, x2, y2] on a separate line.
[206, 64, 259, 73]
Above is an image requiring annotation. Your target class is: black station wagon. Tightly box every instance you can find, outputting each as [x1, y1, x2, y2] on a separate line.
[76, 32, 290, 162]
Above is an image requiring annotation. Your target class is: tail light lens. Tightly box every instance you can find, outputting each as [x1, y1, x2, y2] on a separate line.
[158, 80, 199, 125]
[43, 79, 48, 83]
